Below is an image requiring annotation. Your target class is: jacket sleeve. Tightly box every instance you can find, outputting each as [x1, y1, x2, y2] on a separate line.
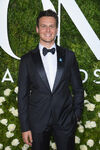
[70, 53, 84, 121]
[18, 56, 30, 132]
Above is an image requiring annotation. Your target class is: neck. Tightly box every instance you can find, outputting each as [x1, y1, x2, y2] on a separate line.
[39, 40, 55, 49]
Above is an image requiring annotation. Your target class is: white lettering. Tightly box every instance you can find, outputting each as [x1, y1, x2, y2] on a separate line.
[60, 0, 100, 60]
[80, 69, 88, 83]
[1, 68, 14, 83]
[93, 69, 100, 84]
[41, 0, 56, 11]
[0, 0, 20, 60]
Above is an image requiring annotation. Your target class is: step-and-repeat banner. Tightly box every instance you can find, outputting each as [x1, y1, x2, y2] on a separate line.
[0, 0, 100, 149]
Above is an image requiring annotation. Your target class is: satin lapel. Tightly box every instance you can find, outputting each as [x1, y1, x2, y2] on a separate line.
[31, 46, 51, 91]
[52, 45, 65, 93]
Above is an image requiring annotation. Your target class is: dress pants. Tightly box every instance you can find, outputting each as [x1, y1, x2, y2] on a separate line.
[31, 114, 76, 150]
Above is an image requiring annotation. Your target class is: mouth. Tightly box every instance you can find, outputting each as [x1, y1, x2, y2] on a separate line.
[45, 34, 52, 37]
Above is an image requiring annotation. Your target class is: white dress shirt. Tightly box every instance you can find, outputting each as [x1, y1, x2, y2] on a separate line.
[39, 43, 57, 91]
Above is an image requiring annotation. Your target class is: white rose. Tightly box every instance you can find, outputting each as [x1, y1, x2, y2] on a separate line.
[87, 139, 94, 147]
[94, 94, 100, 102]
[5, 146, 11, 150]
[77, 121, 82, 125]
[84, 90, 87, 97]
[22, 144, 29, 150]
[0, 109, 4, 114]
[91, 121, 96, 128]
[80, 145, 87, 150]
[11, 139, 20, 146]
[50, 141, 52, 146]
[98, 112, 100, 118]
[78, 125, 84, 133]
[14, 86, 18, 94]
[12, 109, 18, 117]
[0, 97, 6, 105]
[9, 107, 15, 112]
[0, 144, 3, 149]
[84, 99, 90, 104]
[16, 97, 18, 101]
[0, 119, 8, 126]
[9, 107, 18, 117]
[85, 121, 96, 128]
[85, 103, 95, 111]
[99, 140, 100, 144]
[8, 124, 16, 132]
[6, 131, 14, 138]
[4, 89, 11, 96]
[51, 142, 57, 150]
[85, 121, 91, 128]
[75, 136, 80, 144]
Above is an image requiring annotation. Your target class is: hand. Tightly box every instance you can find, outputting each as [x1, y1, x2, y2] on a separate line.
[22, 130, 33, 146]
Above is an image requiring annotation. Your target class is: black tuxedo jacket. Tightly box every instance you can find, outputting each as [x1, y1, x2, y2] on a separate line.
[18, 45, 84, 134]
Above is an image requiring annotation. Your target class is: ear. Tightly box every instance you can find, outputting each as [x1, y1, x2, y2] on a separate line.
[36, 26, 39, 33]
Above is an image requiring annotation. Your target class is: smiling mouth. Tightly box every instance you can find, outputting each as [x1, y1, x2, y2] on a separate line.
[45, 34, 52, 37]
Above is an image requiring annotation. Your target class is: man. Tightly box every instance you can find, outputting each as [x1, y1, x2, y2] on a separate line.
[18, 9, 84, 150]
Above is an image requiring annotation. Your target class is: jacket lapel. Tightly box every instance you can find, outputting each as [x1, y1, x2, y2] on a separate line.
[52, 45, 65, 93]
[31, 46, 51, 91]
[31, 45, 65, 93]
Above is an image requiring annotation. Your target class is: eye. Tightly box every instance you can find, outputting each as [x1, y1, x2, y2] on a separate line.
[49, 25, 56, 28]
[40, 24, 46, 28]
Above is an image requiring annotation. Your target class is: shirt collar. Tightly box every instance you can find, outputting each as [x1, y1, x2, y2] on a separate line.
[39, 43, 56, 52]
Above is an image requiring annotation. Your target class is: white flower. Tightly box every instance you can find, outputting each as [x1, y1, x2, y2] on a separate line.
[14, 86, 18, 94]
[98, 112, 100, 118]
[99, 140, 100, 144]
[11, 139, 20, 146]
[77, 121, 82, 125]
[75, 136, 80, 144]
[22, 144, 29, 150]
[84, 99, 90, 104]
[78, 125, 84, 133]
[5, 146, 11, 150]
[85, 103, 95, 111]
[9, 107, 15, 112]
[0, 119, 8, 126]
[8, 124, 16, 132]
[0, 97, 6, 105]
[80, 145, 87, 150]
[0, 144, 3, 149]
[91, 121, 96, 128]
[6, 131, 14, 138]
[50, 141, 52, 146]
[4, 89, 11, 96]
[12, 109, 18, 117]
[16, 97, 18, 101]
[84, 90, 87, 97]
[85, 121, 96, 128]
[94, 94, 100, 102]
[87, 139, 94, 147]
[0, 108, 4, 114]
[51, 142, 57, 150]
[9, 107, 18, 117]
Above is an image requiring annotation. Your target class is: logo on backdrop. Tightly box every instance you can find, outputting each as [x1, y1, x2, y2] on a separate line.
[0, 0, 100, 60]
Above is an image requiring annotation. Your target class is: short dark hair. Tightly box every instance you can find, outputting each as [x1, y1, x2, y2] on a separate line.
[36, 9, 58, 28]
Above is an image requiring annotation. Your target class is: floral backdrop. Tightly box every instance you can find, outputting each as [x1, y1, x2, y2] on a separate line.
[0, 0, 100, 150]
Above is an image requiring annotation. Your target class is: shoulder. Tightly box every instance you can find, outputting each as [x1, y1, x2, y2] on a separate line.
[56, 45, 75, 57]
[20, 46, 38, 61]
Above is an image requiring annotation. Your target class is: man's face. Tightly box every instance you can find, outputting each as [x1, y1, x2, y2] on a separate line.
[36, 16, 58, 46]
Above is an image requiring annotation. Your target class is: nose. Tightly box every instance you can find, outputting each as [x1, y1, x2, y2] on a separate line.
[46, 26, 50, 32]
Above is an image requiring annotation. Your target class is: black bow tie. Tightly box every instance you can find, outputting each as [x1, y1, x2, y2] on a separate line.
[42, 47, 55, 56]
